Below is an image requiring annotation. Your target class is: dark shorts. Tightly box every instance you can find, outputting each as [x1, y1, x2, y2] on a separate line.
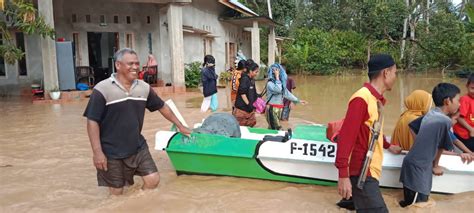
[350, 176, 388, 213]
[97, 147, 158, 188]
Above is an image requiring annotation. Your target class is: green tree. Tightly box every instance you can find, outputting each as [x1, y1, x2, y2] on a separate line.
[417, 10, 472, 73]
[1, 0, 55, 64]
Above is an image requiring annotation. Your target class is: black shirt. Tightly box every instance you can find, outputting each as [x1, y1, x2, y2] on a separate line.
[235, 73, 257, 113]
[201, 66, 218, 97]
[83, 75, 164, 159]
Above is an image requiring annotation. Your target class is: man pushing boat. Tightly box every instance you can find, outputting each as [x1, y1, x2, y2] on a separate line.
[335, 54, 402, 212]
[84, 48, 191, 195]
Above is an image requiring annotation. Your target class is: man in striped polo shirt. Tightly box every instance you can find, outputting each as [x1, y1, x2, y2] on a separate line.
[84, 48, 191, 195]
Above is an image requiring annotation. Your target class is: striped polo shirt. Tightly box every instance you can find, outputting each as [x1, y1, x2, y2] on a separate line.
[83, 74, 164, 159]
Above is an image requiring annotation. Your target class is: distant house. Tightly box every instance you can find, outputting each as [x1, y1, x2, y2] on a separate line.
[0, 0, 279, 95]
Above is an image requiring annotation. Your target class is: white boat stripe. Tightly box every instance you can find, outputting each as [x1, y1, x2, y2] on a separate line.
[106, 97, 147, 105]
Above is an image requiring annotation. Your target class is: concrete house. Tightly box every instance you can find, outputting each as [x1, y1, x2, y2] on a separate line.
[0, 0, 279, 96]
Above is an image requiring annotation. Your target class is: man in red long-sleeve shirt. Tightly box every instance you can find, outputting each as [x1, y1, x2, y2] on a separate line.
[335, 54, 401, 212]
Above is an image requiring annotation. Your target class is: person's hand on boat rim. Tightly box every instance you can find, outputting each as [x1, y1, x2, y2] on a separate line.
[460, 153, 473, 164]
[432, 166, 444, 176]
[178, 125, 192, 137]
[388, 145, 402, 154]
[93, 151, 107, 171]
[338, 177, 352, 199]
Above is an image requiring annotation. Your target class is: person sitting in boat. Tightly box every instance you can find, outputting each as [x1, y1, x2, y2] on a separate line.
[399, 83, 473, 207]
[265, 63, 307, 130]
[391, 90, 432, 151]
[230, 60, 247, 109]
[453, 74, 474, 152]
[233, 60, 260, 127]
[335, 54, 402, 212]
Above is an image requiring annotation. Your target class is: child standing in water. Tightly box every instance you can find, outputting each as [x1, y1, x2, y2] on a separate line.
[453, 74, 474, 151]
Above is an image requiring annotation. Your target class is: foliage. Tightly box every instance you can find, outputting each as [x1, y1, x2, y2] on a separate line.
[416, 11, 472, 71]
[284, 29, 369, 75]
[219, 70, 232, 81]
[184, 62, 201, 88]
[1, 0, 55, 64]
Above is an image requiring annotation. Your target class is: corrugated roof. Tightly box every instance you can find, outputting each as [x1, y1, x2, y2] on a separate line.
[218, 0, 258, 17]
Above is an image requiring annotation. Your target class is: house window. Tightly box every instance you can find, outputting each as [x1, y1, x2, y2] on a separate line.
[125, 33, 133, 48]
[146, 16, 151, 24]
[72, 14, 77, 23]
[16, 32, 27, 76]
[72, 33, 81, 66]
[0, 33, 6, 77]
[113, 15, 119, 24]
[86, 15, 91, 23]
[203, 38, 212, 56]
[100, 15, 106, 24]
[147, 33, 152, 54]
[126, 16, 131, 24]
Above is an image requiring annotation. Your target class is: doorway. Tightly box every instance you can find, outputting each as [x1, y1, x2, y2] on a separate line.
[87, 32, 119, 83]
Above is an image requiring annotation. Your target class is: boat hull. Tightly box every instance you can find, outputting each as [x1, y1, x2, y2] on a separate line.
[155, 125, 474, 194]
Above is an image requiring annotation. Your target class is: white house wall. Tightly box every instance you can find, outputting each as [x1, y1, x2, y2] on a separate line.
[182, 0, 253, 73]
[0, 0, 256, 93]
[53, 0, 162, 74]
[0, 34, 44, 94]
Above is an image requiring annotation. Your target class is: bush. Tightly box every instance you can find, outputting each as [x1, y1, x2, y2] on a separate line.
[415, 11, 472, 71]
[184, 62, 201, 88]
[283, 29, 368, 75]
[219, 71, 232, 81]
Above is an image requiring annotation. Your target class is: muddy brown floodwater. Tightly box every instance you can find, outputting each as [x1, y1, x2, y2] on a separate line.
[1, 74, 473, 212]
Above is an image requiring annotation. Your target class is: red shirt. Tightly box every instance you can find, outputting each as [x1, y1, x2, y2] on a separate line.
[335, 83, 391, 178]
[453, 95, 474, 139]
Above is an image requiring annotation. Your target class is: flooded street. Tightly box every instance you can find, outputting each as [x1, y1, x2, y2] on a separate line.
[1, 74, 473, 212]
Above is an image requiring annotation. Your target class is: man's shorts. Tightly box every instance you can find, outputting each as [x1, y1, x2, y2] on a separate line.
[97, 148, 158, 188]
[350, 176, 388, 213]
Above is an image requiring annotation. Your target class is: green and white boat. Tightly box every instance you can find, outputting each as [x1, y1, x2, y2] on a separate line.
[155, 124, 474, 194]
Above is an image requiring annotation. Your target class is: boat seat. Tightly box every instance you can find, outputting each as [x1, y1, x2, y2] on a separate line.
[262, 135, 287, 142]
[262, 129, 292, 142]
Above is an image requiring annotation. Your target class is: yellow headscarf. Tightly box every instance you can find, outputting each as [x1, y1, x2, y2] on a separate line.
[391, 90, 432, 150]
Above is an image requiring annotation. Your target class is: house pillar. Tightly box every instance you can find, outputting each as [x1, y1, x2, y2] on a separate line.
[38, 0, 59, 93]
[167, 3, 185, 88]
[268, 26, 276, 66]
[251, 21, 260, 65]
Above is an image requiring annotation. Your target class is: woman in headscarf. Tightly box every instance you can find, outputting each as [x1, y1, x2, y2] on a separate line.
[265, 63, 306, 130]
[391, 90, 432, 150]
[200, 55, 218, 112]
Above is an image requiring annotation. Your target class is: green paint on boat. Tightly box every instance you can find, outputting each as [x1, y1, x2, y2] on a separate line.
[166, 133, 336, 186]
[247, 127, 279, 135]
[292, 125, 331, 142]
